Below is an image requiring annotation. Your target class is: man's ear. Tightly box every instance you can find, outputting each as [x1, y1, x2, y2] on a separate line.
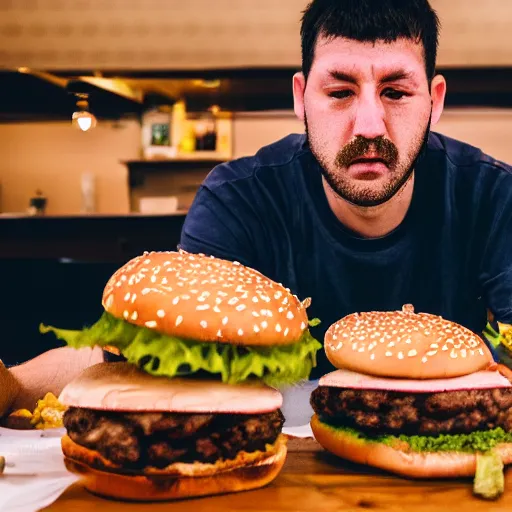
[293, 72, 306, 121]
[430, 74, 446, 126]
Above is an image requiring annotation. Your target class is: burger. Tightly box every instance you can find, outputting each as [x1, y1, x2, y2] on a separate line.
[310, 304, 512, 499]
[58, 362, 287, 501]
[41, 250, 321, 501]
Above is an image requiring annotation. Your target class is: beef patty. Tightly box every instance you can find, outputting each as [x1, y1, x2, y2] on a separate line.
[63, 408, 284, 470]
[310, 386, 512, 436]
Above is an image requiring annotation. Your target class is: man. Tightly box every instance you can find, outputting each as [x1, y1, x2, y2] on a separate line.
[179, 0, 512, 378]
[2, 0, 511, 417]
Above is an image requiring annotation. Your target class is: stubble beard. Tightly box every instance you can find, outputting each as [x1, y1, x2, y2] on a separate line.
[305, 112, 431, 208]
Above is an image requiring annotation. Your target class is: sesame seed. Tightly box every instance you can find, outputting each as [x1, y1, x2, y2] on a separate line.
[286, 311, 294, 320]
[450, 349, 457, 359]
[141, 288, 151, 295]
[123, 310, 129, 319]
[150, 276, 157, 283]
[131, 311, 138, 321]
[200, 320, 208, 328]
[145, 320, 157, 328]
[222, 316, 228, 325]
[300, 322, 306, 330]
[252, 311, 260, 317]
[385, 351, 393, 357]
[217, 329, 222, 337]
[252, 297, 259, 303]
[275, 324, 282, 332]
[213, 306, 221, 313]
[370, 353, 375, 360]
[131, 294, 137, 303]
[261, 321, 268, 329]
[254, 325, 260, 333]
[426, 350, 437, 356]
[408, 349, 418, 357]
[172, 297, 180, 305]
[236, 304, 247, 312]
[175, 315, 183, 326]
[422, 356, 428, 363]
[196, 305, 210, 311]
[157, 309, 165, 318]
[388, 342, 395, 348]
[461, 349, 467, 358]
[398, 352, 404, 359]
[237, 328, 244, 336]
[228, 297, 239, 305]
[284, 328, 289, 336]
[124, 293, 131, 301]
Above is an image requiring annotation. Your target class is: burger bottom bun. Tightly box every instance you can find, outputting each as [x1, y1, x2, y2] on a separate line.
[61, 434, 287, 501]
[311, 415, 512, 479]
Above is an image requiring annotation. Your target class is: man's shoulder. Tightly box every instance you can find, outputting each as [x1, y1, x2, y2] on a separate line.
[202, 133, 308, 190]
[428, 132, 511, 176]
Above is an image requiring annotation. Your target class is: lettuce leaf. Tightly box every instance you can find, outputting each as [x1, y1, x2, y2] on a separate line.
[319, 420, 512, 453]
[474, 450, 505, 500]
[40, 312, 322, 386]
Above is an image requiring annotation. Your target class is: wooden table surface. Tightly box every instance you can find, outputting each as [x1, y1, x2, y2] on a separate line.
[42, 438, 512, 512]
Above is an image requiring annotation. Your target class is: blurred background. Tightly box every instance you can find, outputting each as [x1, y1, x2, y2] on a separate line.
[0, 0, 511, 365]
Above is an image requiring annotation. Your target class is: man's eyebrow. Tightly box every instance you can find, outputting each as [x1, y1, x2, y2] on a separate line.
[326, 69, 418, 85]
[327, 70, 358, 84]
[380, 70, 418, 84]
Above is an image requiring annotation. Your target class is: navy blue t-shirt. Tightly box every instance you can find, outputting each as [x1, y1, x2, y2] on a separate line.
[179, 132, 512, 378]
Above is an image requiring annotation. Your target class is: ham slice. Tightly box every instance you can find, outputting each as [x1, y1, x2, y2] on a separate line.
[59, 362, 283, 413]
[319, 368, 512, 392]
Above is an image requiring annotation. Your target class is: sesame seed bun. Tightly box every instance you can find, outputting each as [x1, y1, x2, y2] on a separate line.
[324, 304, 493, 379]
[310, 414, 512, 478]
[101, 251, 308, 346]
[61, 433, 287, 501]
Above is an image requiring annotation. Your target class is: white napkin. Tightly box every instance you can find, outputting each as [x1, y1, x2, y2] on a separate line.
[0, 427, 78, 512]
[282, 423, 314, 438]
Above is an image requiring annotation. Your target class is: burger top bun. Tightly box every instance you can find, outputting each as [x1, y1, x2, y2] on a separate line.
[59, 362, 283, 414]
[324, 304, 493, 379]
[101, 250, 309, 346]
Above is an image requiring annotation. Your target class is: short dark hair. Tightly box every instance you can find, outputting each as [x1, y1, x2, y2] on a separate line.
[300, 0, 441, 82]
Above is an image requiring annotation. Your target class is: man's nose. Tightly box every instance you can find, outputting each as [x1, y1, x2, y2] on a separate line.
[352, 93, 386, 140]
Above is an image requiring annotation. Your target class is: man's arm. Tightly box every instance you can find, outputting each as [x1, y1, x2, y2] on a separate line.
[3, 346, 104, 414]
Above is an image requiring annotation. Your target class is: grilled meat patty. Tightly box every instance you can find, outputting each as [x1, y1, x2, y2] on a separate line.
[310, 386, 512, 436]
[63, 407, 284, 469]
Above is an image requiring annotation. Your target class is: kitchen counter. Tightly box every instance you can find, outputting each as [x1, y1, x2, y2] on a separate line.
[0, 213, 187, 262]
[42, 438, 512, 511]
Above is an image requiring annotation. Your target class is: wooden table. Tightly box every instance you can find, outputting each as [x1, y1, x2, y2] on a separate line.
[42, 438, 512, 511]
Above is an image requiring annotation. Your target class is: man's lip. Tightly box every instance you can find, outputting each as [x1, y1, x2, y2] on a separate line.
[350, 157, 387, 165]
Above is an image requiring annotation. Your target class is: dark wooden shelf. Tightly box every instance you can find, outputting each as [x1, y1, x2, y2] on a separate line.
[123, 158, 225, 188]
[123, 158, 226, 171]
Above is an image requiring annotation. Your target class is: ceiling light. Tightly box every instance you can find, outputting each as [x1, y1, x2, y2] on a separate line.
[72, 94, 97, 132]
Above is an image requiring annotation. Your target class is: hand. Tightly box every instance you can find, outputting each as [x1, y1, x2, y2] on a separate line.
[0, 360, 21, 417]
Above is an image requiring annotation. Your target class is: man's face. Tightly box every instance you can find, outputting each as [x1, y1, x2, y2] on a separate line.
[296, 36, 437, 207]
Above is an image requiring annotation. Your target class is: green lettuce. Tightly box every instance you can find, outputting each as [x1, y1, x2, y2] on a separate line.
[40, 312, 322, 387]
[319, 420, 512, 454]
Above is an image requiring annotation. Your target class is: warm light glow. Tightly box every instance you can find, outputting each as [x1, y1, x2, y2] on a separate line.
[72, 110, 97, 132]
[192, 79, 221, 89]
[77, 116, 92, 131]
